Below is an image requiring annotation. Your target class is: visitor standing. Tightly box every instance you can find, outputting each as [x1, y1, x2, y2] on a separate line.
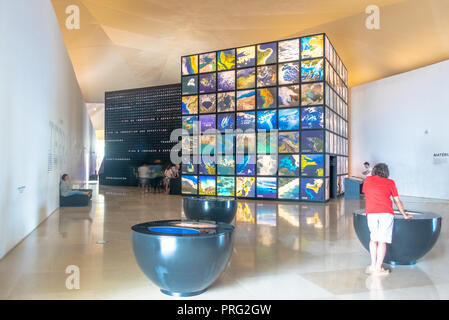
[362, 162, 372, 179]
[164, 164, 175, 193]
[137, 163, 150, 192]
[362, 163, 412, 276]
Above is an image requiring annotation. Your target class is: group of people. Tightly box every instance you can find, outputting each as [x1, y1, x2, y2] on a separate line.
[137, 161, 179, 193]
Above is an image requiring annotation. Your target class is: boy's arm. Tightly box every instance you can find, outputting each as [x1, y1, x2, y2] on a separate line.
[393, 197, 412, 219]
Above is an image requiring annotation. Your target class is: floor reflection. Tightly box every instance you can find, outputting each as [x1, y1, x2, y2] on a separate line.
[0, 185, 447, 300]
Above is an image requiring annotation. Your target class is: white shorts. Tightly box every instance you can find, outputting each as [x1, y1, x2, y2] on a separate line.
[367, 213, 394, 244]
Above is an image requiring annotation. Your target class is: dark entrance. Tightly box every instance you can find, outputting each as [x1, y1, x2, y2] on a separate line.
[329, 156, 338, 199]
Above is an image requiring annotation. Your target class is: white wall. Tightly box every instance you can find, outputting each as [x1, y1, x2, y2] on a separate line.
[0, 0, 96, 259]
[350, 59, 449, 200]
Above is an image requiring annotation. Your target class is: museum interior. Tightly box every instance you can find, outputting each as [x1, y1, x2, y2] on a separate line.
[0, 0, 449, 300]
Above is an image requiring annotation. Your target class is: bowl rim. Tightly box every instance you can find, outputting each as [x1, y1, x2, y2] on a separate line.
[132, 219, 234, 237]
[353, 209, 441, 220]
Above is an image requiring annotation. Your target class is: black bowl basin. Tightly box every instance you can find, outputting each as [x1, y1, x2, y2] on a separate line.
[183, 196, 238, 224]
[353, 210, 442, 265]
[132, 220, 234, 296]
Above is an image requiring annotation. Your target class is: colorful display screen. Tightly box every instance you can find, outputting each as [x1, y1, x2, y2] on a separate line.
[199, 176, 216, 195]
[301, 107, 324, 129]
[278, 154, 300, 176]
[301, 130, 324, 153]
[236, 112, 255, 131]
[257, 177, 277, 199]
[278, 177, 300, 200]
[278, 108, 300, 130]
[181, 33, 347, 202]
[199, 52, 216, 73]
[199, 94, 216, 113]
[257, 110, 277, 130]
[301, 154, 324, 176]
[301, 178, 324, 201]
[278, 85, 299, 108]
[217, 113, 235, 131]
[217, 176, 235, 196]
[236, 154, 256, 175]
[237, 89, 255, 110]
[217, 155, 235, 175]
[236, 177, 256, 197]
[182, 75, 198, 95]
[182, 175, 198, 194]
[257, 87, 277, 109]
[199, 73, 216, 93]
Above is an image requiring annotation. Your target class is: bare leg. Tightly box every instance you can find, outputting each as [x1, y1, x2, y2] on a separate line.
[369, 240, 378, 271]
[375, 242, 387, 271]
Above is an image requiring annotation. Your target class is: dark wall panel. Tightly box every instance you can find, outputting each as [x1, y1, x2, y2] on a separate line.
[103, 84, 181, 186]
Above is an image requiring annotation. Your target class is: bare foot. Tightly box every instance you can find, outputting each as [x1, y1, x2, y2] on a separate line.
[373, 268, 390, 276]
[365, 266, 375, 274]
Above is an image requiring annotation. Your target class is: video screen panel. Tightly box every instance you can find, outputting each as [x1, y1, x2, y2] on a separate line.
[257, 42, 277, 65]
[278, 85, 299, 108]
[199, 73, 216, 93]
[236, 177, 256, 197]
[237, 68, 256, 89]
[278, 154, 300, 176]
[199, 52, 216, 73]
[182, 55, 198, 75]
[301, 107, 324, 129]
[199, 176, 216, 195]
[257, 110, 277, 130]
[182, 175, 198, 194]
[257, 177, 277, 199]
[217, 113, 235, 131]
[279, 108, 300, 130]
[237, 46, 256, 68]
[182, 95, 198, 115]
[301, 154, 324, 177]
[217, 155, 235, 175]
[257, 87, 277, 109]
[200, 114, 216, 132]
[237, 90, 255, 111]
[217, 49, 235, 71]
[279, 132, 300, 153]
[301, 130, 324, 153]
[301, 178, 324, 201]
[278, 177, 300, 200]
[217, 92, 236, 112]
[257, 65, 277, 87]
[218, 71, 235, 91]
[217, 176, 235, 196]
[199, 156, 216, 175]
[199, 94, 216, 113]
[236, 154, 256, 175]
[236, 112, 255, 131]
[182, 75, 198, 95]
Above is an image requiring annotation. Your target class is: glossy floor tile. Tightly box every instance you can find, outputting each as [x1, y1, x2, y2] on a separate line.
[0, 184, 448, 300]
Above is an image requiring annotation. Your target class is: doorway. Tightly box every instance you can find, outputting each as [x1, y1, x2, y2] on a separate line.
[329, 156, 338, 199]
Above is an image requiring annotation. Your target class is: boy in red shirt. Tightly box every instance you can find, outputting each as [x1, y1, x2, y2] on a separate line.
[362, 163, 412, 275]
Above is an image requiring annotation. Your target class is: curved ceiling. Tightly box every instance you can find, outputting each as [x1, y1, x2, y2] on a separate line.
[51, 0, 449, 103]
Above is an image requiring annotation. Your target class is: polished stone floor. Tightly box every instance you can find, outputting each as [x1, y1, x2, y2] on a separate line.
[0, 184, 448, 300]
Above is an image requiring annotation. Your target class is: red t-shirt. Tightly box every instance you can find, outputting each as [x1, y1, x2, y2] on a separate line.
[362, 175, 399, 214]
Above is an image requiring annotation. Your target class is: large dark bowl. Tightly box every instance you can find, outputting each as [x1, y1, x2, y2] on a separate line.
[353, 210, 442, 265]
[183, 196, 238, 224]
[131, 220, 234, 296]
